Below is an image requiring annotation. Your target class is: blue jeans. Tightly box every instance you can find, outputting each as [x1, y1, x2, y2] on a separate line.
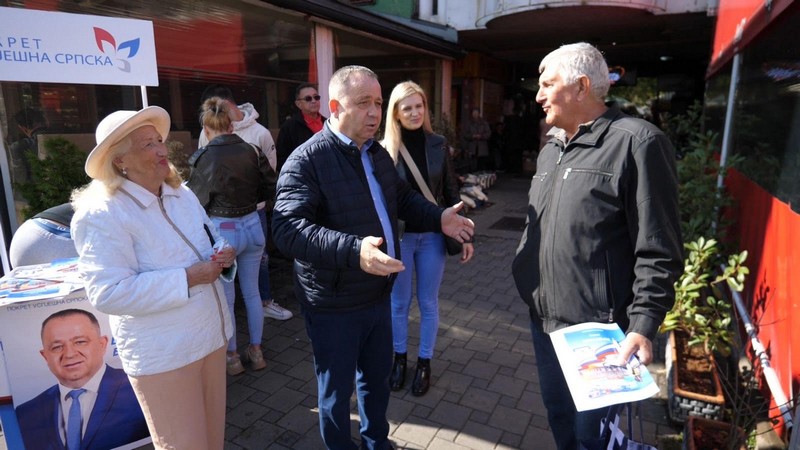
[304, 302, 393, 450]
[257, 208, 271, 300]
[211, 212, 265, 351]
[391, 232, 446, 359]
[530, 321, 609, 450]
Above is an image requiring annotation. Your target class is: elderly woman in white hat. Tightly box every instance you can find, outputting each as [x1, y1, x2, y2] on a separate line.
[71, 106, 235, 449]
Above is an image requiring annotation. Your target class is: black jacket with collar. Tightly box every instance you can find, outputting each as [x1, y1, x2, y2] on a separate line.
[276, 111, 327, 172]
[273, 125, 443, 312]
[512, 107, 683, 341]
[186, 134, 276, 217]
[396, 132, 461, 233]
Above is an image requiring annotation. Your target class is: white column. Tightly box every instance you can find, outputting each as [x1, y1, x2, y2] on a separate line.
[314, 24, 335, 116]
[419, 0, 434, 18]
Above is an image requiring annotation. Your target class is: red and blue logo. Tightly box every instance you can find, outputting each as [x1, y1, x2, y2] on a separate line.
[93, 27, 140, 73]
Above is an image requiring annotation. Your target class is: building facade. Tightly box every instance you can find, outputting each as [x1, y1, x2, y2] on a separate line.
[0, 0, 463, 273]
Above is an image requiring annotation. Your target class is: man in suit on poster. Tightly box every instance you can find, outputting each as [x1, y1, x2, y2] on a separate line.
[15, 308, 149, 450]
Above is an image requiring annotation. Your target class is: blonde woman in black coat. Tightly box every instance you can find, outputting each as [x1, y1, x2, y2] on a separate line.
[382, 81, 474, 396]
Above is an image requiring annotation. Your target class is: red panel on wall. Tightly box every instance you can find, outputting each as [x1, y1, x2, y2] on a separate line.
[726, 169, 798, 433]
[153, 16, 245, 74]
[711, 0, 762, 61]
[709, 0, 796, 75]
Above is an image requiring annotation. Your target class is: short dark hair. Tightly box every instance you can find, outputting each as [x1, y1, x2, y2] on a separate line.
[14, 108, 47, 129]
[200, 84, 235, 104]
[295, 82, 318, 99]
[41, 308, 101, 339]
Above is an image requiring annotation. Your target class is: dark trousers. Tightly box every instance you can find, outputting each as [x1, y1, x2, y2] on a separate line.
[530, 321, 610, 450]
[305, 301, 393, 450]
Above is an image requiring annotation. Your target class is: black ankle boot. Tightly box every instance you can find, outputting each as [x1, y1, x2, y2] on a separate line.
[411, 358, 431, 396]
[389, 352, 407, 391]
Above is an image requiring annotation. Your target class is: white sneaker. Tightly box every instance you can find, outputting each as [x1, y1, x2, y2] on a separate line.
[263, 300, 293, 320]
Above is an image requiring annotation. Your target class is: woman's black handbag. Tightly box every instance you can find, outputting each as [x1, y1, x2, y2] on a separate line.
[398, 144, 465, 256]
[444, 236, 463, 256]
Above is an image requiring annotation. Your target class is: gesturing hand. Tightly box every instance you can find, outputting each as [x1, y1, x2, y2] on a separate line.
[441, 202, 475, 244]
[359, 236, 405, 276]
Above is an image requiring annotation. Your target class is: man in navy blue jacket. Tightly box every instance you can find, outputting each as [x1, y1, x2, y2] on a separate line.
[273, 65, 474, 450]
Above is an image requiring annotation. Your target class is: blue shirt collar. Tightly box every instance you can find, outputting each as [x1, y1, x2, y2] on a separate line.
[326, 122, 374, 152]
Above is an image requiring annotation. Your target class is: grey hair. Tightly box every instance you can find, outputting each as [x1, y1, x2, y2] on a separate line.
[539, 42, 610, 100]
[329, 65, 379, 102]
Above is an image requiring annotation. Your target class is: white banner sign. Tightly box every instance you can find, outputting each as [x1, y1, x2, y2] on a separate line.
[0, 7, 158, 86]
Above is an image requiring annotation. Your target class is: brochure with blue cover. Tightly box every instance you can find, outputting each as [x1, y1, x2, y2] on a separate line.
[549, 322, 660, 411]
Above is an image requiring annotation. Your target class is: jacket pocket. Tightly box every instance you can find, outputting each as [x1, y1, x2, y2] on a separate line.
[528, 172, 549, 216]
[561, 167, 613, 180]
[591, 252, 614, 323]
[558, 166, 619, 222]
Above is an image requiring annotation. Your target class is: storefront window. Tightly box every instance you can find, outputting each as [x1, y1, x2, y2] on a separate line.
[1, 0, 313, 223]
[720, 4, 800, 212]
[331, 26, 441, 135]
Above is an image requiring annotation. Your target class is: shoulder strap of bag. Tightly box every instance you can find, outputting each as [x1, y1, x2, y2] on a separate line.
[398, 144, 436, 205]
[249, 143, 263, 159]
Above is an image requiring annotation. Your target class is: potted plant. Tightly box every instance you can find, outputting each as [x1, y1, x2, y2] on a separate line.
[683, 416, 747, 450]
[661, 237, 749, 422]
[659, 102, 750, 424]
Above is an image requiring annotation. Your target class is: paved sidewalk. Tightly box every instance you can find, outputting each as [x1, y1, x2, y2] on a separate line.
[223, 173, 682, 450]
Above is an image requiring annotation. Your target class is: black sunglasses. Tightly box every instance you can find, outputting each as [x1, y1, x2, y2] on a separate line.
[298, 95, 321, 102]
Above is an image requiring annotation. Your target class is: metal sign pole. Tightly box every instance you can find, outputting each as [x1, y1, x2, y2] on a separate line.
[0, 126, 17, 275]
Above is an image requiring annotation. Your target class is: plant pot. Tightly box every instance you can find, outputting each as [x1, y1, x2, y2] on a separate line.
[682, 416, 746, 450]
[666, 330, 725, 422]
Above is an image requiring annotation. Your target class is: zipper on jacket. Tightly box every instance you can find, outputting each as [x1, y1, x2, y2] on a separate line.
[604, 252, 616, 323]
[562, 167, 614, 180]
[157, 196, 229, 346]
[540, 147, 565, 319]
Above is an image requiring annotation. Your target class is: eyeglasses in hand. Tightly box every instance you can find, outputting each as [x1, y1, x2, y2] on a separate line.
[299, 95, 321, 102]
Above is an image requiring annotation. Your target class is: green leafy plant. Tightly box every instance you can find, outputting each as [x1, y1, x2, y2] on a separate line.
[14, 137, 89, 219]
[670, 102, 743, 246]
[166, 140, 190, 181]
[660, 237, 749, 357]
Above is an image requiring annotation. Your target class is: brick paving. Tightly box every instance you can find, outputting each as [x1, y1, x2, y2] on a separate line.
[222, 173, 683, 450]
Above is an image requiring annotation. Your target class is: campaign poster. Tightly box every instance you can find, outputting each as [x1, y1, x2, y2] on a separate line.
[0, 6, 158, 86]
[0, 290, 151, 449]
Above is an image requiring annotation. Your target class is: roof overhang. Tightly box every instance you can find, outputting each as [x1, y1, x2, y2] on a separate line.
[263, 0, 466, 59]
[458, 6, 714, 79]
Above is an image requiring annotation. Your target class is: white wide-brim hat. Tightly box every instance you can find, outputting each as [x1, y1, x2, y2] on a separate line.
[85, 106, 170, 179]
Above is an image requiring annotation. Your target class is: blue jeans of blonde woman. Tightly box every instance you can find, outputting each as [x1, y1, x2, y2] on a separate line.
[391, 232, 446, 359]
[256, 207, 272, 299]
[211, 211, 265, 351]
